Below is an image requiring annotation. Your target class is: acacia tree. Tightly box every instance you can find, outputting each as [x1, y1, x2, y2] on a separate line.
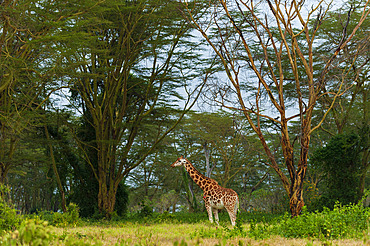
[58, 0, 204, 216]
[0, 0, 67, 185]
[0, 0, 38, 184]
[181, 0, 370, 216]
[184, 111, 257, 187]
[313, 2, 370, 135]
[310, 3, 370, 197]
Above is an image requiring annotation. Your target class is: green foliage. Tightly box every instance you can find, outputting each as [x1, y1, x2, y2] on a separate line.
[276, 202, 370, 239]
[66, 203, 80, 224]
[0, 219, 53, 246]
[37, 203, 81, 227]
[246, 188, 290, 213]
[0, 218, 103, 246]
[190, 217, 272, 241]
[172, 239, 189, 246]
[51, 203, 80, 227]
[1, 206, 366, 245]
[158, 211, 208, 224]
[247, 219, 272, 240]
[137, 200, 154, 218]
[0, 186, 22, 232]
[0, 199, 21, 232]
[186, 201, 370, 240]
[312, 133, 363, 209]
[303, 180, 320, 209]
[154, 211, 175, 223]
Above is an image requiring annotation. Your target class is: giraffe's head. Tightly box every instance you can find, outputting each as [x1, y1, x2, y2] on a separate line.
[171, 155, 187, 167]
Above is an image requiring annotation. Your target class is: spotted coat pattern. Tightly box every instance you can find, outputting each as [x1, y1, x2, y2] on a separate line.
[171, 156, 239, 226]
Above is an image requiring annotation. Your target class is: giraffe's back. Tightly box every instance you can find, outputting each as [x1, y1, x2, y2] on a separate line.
[206, 186, 238, 210]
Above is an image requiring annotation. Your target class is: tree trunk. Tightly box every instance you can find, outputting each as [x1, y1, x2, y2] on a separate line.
[0, 138, 16, 186]
[0, 163, 6, 185]
[203, 142, 213, 178]
[98, 184, 117, 217]
[0, 164, 8, 200]
[97, 158, 120, 218]
[45, 126, 67, 213]
[359, 90, 369, 199]
[289, 123, 310, 217]
[359, 149, 369, 198]
[289, 176, 305, 217]
[289, 192, 304, 217]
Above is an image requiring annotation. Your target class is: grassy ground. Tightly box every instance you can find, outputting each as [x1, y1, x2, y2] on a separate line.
[2, 207, 369, 245]
[51, 222, 369, 246]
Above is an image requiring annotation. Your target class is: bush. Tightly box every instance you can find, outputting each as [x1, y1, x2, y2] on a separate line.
[189, 200, 370, 240]
[66, 203, 80, 224]
[154, 211, 175, 223]
[276, 202, 370, 239]
[38, 203, 80, 227]
[137, 200, 154, 218]
[0, 219, 53, 246]
[311, 133, 363, 210]
[0, 218, 103, 246]
[0, 185, 22, 232]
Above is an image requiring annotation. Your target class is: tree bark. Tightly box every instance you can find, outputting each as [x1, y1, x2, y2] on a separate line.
[45, 126, 67, 213]
[0, 138, 16, 185]
[0, 163, 7, 185]
[203, 142, 213, 178]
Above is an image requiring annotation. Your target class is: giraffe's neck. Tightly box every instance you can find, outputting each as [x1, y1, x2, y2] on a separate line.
[183, 160, 217, 191]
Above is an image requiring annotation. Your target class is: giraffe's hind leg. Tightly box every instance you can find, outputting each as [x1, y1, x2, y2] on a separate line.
[225, 198, 238, 226]
[212, 208, 219, 225]
[226, 206, 236, 226]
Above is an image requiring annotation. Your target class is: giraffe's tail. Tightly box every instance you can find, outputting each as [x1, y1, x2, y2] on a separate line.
[235, 197, 240, 215]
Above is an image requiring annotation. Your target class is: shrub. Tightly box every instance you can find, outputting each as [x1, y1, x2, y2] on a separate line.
[311, 133, 363, 210]
[0, 219, 53, 246]
[66, 203, 80, 224]
[0, 185, 22, 232]
[38, 203, 81, 227]
[154, 211, 175, 223]
[137, 200, 154, 218]
[275, 202, 370, 239]
[0, 218, 103, 246]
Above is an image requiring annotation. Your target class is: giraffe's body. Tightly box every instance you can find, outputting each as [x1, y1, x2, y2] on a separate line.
[171, 156, 239, 226]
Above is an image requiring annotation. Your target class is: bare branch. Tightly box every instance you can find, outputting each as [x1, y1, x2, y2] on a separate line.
[317, 0, 370, 92]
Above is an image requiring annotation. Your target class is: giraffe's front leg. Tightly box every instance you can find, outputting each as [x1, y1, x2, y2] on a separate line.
[203, 196, 213, 224]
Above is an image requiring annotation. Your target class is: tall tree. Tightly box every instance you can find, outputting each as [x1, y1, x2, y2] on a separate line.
[181, 0, 370, 216]
[58, 0, 204, 216]
[313, 2, 369, 134]
[310, 2, 370, 197]
[0, 0, 61, 185]
[184, 111, 256, 187]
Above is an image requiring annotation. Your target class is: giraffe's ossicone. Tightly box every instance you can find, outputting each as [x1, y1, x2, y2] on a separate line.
[171, 155, 239, 226]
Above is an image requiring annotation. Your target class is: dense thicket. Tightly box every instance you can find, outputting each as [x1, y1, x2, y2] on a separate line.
[311, 133, 367, 210]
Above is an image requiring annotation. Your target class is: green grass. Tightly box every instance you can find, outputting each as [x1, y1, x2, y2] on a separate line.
[1, 203, 370, 245]
[49, 221, 368, 245]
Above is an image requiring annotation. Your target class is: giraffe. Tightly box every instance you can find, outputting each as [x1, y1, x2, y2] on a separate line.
[171, 155, 239, 226]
